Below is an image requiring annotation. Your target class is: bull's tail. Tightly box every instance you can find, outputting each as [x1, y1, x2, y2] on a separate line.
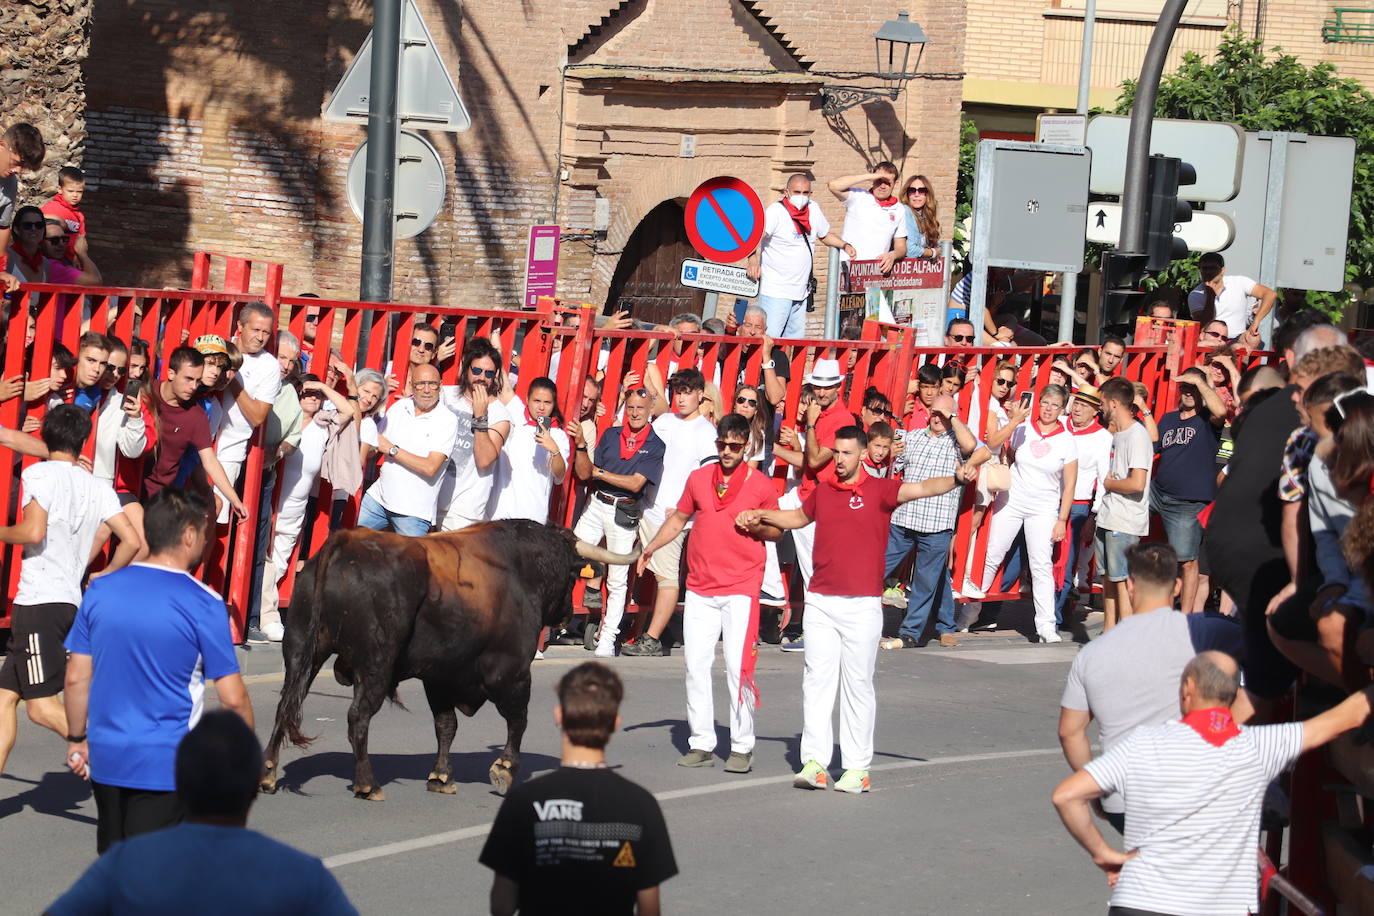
[271, 550, 330, 750]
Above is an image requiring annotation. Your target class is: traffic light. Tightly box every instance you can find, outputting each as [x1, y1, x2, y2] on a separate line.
[1144, 154, 1197, 271]
[1102, 250, 1147, 326]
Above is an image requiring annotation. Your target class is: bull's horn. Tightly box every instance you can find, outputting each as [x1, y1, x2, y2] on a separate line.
[575, 539, 641, 566]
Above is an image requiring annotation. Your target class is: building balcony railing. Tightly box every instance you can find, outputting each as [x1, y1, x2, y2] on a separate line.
[1324, 8, 1374, 42]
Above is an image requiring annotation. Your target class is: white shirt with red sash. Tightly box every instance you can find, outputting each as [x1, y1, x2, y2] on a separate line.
[1083, 712, 1303, 916]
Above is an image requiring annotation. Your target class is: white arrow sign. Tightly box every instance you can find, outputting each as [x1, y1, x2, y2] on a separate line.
[323, 0, 471, 132]
[1086, 202, 1235, 253]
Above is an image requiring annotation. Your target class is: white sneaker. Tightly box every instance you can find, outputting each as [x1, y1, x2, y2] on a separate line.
[960, 581, 987, 601]
[262, 621, 285, 643]
[534, 649, 544, 660]
[1038, 631, 1063, 644]
[593, 642, 616, 658]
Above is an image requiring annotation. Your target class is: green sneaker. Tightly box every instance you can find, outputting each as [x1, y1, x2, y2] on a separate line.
[834, 769, 871, 794]
[793, 759, 828, 790]
[881, 586, 907, 608]
[677, 749, 715, 767]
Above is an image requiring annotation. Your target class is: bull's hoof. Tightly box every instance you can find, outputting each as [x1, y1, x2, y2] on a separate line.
[259, 762, 278, 794]
[426, 776, 458, 795]
[333, 660, 354, 687]
[489, 762, 513, 795]
[351, 785, 386, 801]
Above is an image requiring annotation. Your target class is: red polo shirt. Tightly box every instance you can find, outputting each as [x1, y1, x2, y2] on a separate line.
[677, 464, 779, 596]
[799, 400, 857, 500]
[802, 473, 903, 597]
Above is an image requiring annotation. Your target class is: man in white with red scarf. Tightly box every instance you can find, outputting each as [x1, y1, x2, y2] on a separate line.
[827, 161, 908, 270]
[738, 425, 971, 794]
[1054, 652, 1374, 916]
[639, 414, 779, 775]
[746, 173, 855, 338]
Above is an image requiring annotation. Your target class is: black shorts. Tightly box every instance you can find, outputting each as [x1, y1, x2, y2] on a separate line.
[0, 602, 78, 699]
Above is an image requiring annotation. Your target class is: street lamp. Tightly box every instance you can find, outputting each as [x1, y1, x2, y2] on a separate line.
[819, 11, 929, 117]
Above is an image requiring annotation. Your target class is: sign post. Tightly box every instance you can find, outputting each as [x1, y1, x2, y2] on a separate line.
[523, 225, 561, 309]
[358, 0, 402, 305]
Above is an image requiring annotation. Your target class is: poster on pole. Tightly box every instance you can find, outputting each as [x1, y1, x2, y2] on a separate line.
[522, 225, 561, 308]
[845, 257, 947, 343]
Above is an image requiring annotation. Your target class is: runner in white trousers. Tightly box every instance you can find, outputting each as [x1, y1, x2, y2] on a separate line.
[739, 425, 973, 794]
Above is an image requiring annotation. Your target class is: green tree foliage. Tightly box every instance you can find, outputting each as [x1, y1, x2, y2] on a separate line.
[1116, 30, 1374, 315]
[953, 117, 979, 264]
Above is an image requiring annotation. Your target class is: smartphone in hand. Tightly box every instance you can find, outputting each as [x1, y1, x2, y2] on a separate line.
[1019, 391, 1033, 409]
[123, 377, 144, 404]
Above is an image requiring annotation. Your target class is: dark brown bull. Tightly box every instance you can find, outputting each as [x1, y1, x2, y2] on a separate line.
[258, 520, 636, 800]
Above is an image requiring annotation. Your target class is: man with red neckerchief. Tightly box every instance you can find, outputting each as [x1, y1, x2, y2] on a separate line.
[639, 414, 779, 775]
[569, 389, 666, 659]
[1054, 651, 1374, 916]
[738, 425, 972, 794]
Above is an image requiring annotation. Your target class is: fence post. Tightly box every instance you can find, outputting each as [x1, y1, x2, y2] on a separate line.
[551, 304, 598, 527]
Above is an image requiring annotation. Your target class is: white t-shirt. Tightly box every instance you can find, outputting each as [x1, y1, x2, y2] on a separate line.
[16, 461, 122, 607]
[1006, 421, 1078, 514]
[840, 188, 908, 261]
[1085, 720, 1304, 916]
[1068, 422, 1113, 505]
[646, 413, 719, 525]
[360, 415, 379, 448]
[984, 397, 1010, 458]
[279, 418, 329, 507]
[439, 387, 512, 522]
[1187, 274, 1261, 338]
[759, 199, 831, 301]
[216, 349, 282, 463]
[488, 396, 571, 525]
[365, 398, 459, 523]
[1097, 421, 1154, 536]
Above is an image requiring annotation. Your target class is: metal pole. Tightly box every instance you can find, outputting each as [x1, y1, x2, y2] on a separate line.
[968, 141, 995, 343]
[1059, 0, 1096, 343]
[824, 246, 842, 338]
[1257, 132, 1298, 350]
[360, 0, 402, 303]
[1119, 0, 1190, 255]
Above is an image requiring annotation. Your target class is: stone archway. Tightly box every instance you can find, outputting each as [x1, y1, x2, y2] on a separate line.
[604, 199, 706, 326]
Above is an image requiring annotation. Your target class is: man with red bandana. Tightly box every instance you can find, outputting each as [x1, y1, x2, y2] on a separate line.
[738, 425, 969, 794]
[1054, 650, 1374, 916]
[639, 414, 779, 775]
[827, 161, 908, 273]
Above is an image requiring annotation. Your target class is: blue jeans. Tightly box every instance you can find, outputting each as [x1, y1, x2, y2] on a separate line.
[358, 493, 432, 537]
[884, 525, 956, 641]
[1053, 503, 1094, 626]
[757, 293, 807, 338]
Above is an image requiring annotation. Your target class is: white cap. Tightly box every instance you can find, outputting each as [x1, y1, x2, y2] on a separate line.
[804, 358, 844, 387]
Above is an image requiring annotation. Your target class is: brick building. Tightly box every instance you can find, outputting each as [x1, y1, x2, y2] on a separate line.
[964, 0, 1374, 138]
[70, 0, 965, 327]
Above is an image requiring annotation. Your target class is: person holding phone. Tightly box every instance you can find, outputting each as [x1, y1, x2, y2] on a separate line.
[488, 376, 569, 525]
[963, 384, 1079, 644]
[90, 336, 154, 507]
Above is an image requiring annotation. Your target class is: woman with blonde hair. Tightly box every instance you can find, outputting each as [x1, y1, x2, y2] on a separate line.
[900, 175, 941, 260]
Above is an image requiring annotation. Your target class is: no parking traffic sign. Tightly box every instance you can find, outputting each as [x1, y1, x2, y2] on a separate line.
[684, 177, 764, 264]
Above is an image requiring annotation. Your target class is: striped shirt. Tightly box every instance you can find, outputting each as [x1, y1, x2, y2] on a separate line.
[1084, 720, 1304, 916]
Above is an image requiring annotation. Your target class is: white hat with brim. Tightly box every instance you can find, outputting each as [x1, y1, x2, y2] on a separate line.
[804, 358, 844, 387]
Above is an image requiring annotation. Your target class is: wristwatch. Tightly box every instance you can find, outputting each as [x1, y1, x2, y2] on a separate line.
[388, 444, 400, 458]
[761, 359, 776, 371]
[67, 733, 86, 743]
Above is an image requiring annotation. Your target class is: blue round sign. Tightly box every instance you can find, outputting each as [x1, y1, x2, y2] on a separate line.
[684, 177, 765, 264]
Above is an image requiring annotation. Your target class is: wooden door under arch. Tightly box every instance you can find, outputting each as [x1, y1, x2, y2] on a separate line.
[605, 199, 706, 327]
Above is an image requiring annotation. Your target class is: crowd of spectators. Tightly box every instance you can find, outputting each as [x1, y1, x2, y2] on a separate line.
[7, 128, 1374, 912]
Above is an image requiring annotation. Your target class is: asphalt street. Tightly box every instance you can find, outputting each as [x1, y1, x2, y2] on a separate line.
[3, 613, 1114, 915]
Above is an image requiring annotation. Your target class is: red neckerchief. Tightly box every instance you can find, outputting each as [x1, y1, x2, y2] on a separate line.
[712, 463, 751, 510]
[524, 404, 537, 426]
[874, 193, 899, 209]
[1181, 707, 1240, 747]
[862, 457, 891, 478]
[782, 198, 812, 235]
[618, 423, 647, 460]
[1068, 418, 1103, 437]
[16, 246, 43, 275]
[827, 468, 869, 494]
[1030, 419, 1068, 440]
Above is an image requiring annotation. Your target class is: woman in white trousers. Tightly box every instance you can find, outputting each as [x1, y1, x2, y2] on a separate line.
[966, 384, 1077, 643]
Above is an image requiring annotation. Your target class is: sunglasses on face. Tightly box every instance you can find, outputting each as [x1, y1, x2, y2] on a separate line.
[412, 380, 441, 390]
[411, 338, 436, 351]
[715, 439, 746, 453]
[304, 313, 321, 323]
[1201, 330, 1223, 338]
[994, 377, 1013, 387]
[735, 395, 758, 406]
[469, 366, 497, 379]
[105, 364, 127, 376]
[908, 187, 929, 195]
[16, 221, 43, 230]
[949, 334, 974, 344]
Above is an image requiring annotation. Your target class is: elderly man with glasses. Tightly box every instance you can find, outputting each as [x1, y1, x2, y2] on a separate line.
[360, 363, 458, 536]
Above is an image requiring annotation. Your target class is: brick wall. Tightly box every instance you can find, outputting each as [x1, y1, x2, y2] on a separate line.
[76, 0, 965, 321]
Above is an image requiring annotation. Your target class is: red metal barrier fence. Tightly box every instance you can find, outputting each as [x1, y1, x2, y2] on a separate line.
[1, 271, 1209, 633]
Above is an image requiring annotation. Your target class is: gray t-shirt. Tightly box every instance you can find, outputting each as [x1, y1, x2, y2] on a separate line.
[0, 174, 16, 228]
[1061, 607, 1196, 813]
[1096, 420, 1154, 535]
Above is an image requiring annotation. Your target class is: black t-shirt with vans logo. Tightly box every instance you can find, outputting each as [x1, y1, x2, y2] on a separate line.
[480, 766, 677, 915]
